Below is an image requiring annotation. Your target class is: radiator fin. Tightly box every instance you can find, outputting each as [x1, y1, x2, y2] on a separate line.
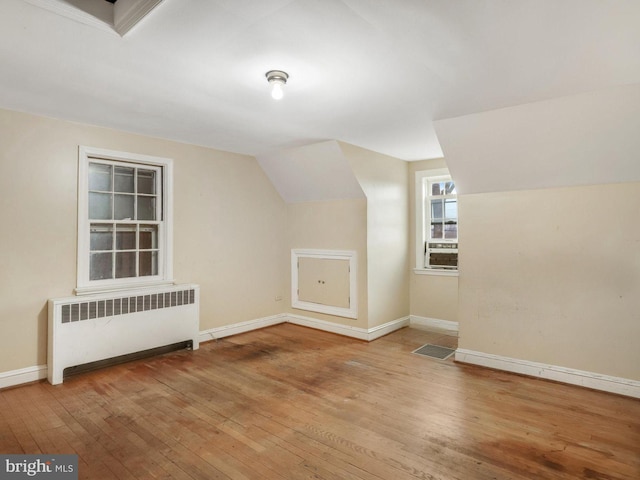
[60, 289, 196, 324]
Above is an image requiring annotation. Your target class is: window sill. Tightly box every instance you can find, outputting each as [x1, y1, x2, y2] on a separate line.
[413, 268, 459, 277]
[75, 279, 175, 296]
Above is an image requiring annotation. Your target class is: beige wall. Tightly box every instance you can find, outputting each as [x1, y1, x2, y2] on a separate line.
[286, 199, 369, 329]
[458, 182, 640, 380]
[343, 143, 410, 327]
[410, 275, 458, 322]
[408, 159, 459, 322]
[0, 108, 287, 372]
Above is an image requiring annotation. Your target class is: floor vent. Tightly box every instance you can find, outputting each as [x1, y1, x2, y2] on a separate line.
[412, 344, 455, 360]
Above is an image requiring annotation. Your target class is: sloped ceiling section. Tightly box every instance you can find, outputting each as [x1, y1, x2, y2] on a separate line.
[434, 84, 640, 195]
[257, 140, 364, 203]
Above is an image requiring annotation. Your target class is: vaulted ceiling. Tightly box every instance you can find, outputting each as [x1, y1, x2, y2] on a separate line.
[1, 0, 639, 161]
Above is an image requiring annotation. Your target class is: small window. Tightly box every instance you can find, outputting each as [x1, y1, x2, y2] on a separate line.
[426, 178, 458, 242]
[415, 169, 458, 272]
[77, 147, 173, 294]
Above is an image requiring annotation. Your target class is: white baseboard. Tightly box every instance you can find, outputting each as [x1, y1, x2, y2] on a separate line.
[200, 313, 409, 344]
[284, 314, 409, 341]
[367, 316, 410, 341]
[0, 365, 47, 390]
[455, 348, 640, 399]
[199, 314, 285, 343]
[285, 314, 369, 340]
[410, 315, 458, 334]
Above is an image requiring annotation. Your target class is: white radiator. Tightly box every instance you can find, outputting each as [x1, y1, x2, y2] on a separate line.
[47, 284, 200, 385]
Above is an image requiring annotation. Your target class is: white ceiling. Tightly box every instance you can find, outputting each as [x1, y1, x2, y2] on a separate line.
[1, 0, 639, 161]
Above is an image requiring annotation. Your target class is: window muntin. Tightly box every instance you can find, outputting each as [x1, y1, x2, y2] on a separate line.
[77, 147, 173, 294]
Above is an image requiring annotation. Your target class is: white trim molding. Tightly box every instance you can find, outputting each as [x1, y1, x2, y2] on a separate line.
[199, 314, 285, 343]
[455, 349, 640, 399]
[413, 268, 459, 277]
[285, 314, 409, 341]
[367, 317, 411, 341]
[0, 365, 47, 390]
[286, 314, 368, 340]
[199, 313, 409, 344]
[410, 315, 459, 334]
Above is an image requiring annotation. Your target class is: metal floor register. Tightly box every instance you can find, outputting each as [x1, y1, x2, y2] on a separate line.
[412, 344, 456, 360]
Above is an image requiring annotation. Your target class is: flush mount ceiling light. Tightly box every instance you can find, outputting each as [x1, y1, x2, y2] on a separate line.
[265, 70, 289, 100]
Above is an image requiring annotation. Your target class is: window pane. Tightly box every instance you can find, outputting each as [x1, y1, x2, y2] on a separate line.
[138, 169, 156, 195]
[114, 167, 134, 193]
[431, 182, 443, 196]
[115, 252, 136, 278]
[431, 199, 443, 220]
[137, 196, 156, 220]
[114, 194, 134, 220]
[431, 222, 443, 239]
[139, 251, 158, 277]
[89, 192, 112, 220]
[139, 225, 158, 249]
[444, 222, 458, 239]
[445, 181, 456, 195]
[444, 198, 458, 219]
[90, 252, 113, 280]
[116, 225, 136, 250]
[90, 224, 113, 251]
[89, 163, 112, 192]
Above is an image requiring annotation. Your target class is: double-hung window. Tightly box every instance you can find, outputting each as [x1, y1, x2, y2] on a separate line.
[415, 169, 459, 274]
[77, 147, 173, 294]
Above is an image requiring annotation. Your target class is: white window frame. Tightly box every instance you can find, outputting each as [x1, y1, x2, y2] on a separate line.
[414, 169, 459, 277]
[76, 146, 174, 295]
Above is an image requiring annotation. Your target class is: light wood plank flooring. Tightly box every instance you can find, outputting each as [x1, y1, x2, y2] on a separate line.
[1, 324, 638, 479]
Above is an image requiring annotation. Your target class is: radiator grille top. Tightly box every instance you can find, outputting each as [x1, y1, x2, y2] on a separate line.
[61, 289, 195, 324]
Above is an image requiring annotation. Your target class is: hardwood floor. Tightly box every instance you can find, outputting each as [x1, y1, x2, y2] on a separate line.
[1, 323, 638, 479]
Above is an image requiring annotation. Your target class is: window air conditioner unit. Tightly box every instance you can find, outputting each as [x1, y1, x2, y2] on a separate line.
[427, 242, 458, 269]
